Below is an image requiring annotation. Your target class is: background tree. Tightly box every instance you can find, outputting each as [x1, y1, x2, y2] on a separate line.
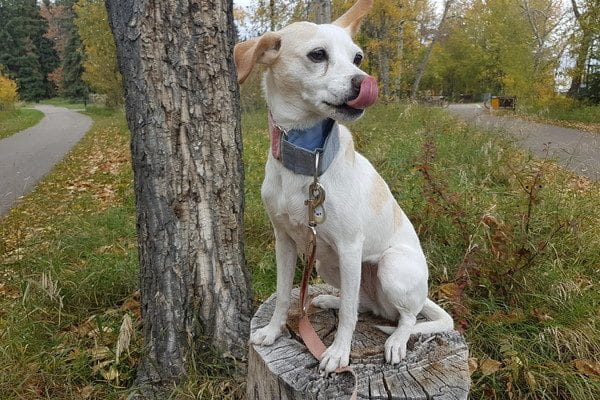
[106, 0, 252, 395]
[580, 37, 600, 102]
[423, 0, 565, 103]
[410, 0, 454, 99]
[567, 0, 600, 97]
[39, 0, 87, 100]
[332, 0, 433, 99]
[314, 0, 332, 23]
[0, 67, 19, 110]
[0, 0, 58, 101]
[74, 0, 122, 107]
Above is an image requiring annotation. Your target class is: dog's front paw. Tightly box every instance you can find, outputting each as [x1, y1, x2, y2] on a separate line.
[250, 324, 284, 346]
[319, 341, 350, 374]
[311, 294, 340, 310]
[384, 329, 410, 365]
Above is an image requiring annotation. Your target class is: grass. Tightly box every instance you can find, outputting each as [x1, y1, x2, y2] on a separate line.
[518, 98, 600, 133]
[0, 105, 138, 399]
[39, 97, 89, 110]
[0, 107, 44, 139]
[1, 101, 599, 399]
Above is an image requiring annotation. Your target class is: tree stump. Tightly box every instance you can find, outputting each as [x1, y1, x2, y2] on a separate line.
[247, 284, 470, 399]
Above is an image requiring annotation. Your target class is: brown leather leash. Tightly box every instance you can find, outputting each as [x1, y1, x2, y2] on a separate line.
[297, 153, 358, 400]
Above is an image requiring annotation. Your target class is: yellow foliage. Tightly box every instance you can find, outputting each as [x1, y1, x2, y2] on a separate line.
[74, 0, 122, 107]
[0, 73, 19, 110]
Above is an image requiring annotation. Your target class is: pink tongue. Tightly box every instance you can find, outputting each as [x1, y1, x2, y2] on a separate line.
[346, 76, 379, 109]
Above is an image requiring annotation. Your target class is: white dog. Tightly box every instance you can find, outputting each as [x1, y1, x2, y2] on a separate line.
[235, 0, 454, 374]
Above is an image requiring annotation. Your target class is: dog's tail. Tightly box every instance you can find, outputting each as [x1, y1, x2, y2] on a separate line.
[375, 298, 454, 335]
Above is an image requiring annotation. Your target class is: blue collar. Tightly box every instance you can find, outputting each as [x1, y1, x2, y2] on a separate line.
[269, 116, 340, 176]
[285, 119, 336, 152]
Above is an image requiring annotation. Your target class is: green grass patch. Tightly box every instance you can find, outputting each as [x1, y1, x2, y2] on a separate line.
[0, 107, 44, 139]
[1, 102, 599, 399]
[519, 98, 600, 133]
[243, 103, 600, 399]
[0, 106, 138, 399]
[39, 97, 88, 110]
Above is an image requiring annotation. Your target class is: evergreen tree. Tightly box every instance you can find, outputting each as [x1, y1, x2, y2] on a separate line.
[57, 0, 87, 100]
[61, 25, 87, 99]
[0, 0, 59, 101]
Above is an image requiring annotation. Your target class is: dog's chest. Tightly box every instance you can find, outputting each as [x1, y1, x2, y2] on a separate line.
[261, 166, 338, 250]
[262, 173, 309, 230]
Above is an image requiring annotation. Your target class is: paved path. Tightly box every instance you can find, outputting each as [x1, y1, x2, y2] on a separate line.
[0, 105, 92, 217]
[447, 103, 600, 181]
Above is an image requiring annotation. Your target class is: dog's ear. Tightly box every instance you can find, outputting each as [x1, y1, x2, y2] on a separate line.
[234, 32, 281, 84]
[332, 0, 373, 36]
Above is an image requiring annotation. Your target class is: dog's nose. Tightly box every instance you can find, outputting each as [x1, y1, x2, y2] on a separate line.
[351, 75, 365, 94]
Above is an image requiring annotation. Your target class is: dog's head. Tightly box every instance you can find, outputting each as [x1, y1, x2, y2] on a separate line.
[234, 0, 378, 127]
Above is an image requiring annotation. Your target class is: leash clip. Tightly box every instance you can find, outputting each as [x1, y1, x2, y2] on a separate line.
[305, 152, 326, 225]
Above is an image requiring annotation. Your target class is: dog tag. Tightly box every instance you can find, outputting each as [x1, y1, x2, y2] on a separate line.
[313, 204, 326, 224]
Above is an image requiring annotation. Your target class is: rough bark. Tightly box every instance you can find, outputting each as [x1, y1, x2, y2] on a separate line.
[248, 285, 470, 399]
[106, 0, 252, 393]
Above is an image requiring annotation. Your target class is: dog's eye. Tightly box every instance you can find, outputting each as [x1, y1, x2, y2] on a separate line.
[353, 53, 363, 66]
[307, 48, 328, 63]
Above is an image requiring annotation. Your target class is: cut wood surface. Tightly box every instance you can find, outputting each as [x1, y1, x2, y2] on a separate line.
[247, 284, 470, 400]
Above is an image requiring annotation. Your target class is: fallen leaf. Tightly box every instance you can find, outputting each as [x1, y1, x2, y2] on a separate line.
[121, 291, 141, 318]
[437, 282, 461, 300]
[101, 366, 119, 382]
[92, 360, 113, 375]
[525, 371, 537, 388]
[531, 308, 553, 322]
[79, 385, 94, 399]
[90, 346, 111, 361]
[480, 358, 502, 375]
[573, 359, 600, 376]
[0, 282, 20, 299]
[487, 309, 524, 323]
[468, 357, 478, 374]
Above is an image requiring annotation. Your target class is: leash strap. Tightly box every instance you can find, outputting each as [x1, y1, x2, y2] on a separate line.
[297, 154, 358, 400]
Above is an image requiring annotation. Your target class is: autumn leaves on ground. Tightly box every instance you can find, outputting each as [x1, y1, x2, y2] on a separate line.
[0, 102, 598, 399]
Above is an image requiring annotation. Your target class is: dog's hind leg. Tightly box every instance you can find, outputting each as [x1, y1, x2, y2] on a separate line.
[381, 299, 454, 363]
[384, 312, 416, 364]
[376, 247, 454, 363]
[312, 260, 378, 313]
[376, 246, 429, 363]
[312, 257, 346, 311]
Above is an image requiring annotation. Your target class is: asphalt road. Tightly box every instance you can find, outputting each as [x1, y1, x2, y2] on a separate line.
[447, 103, 600, 181]
[0, 104, 92, 217]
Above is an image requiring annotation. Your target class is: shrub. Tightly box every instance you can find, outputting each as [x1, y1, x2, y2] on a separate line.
[0, 73, 19, 110]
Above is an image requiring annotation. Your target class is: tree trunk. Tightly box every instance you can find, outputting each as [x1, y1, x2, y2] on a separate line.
[378, 47, 390, 98]
[314, 0, 332, 24]
[248, 285, 470, 399]
[270, 0, 276, 31]
[410, 0, 453, 99]
[567, 0, 591, 97]
[396, 20, 405, 100]
[568, 35, 592, 97]
[106, 0, 252, 394]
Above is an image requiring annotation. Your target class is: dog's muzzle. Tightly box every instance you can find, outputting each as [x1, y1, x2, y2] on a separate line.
[346, 75, 379, 109]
